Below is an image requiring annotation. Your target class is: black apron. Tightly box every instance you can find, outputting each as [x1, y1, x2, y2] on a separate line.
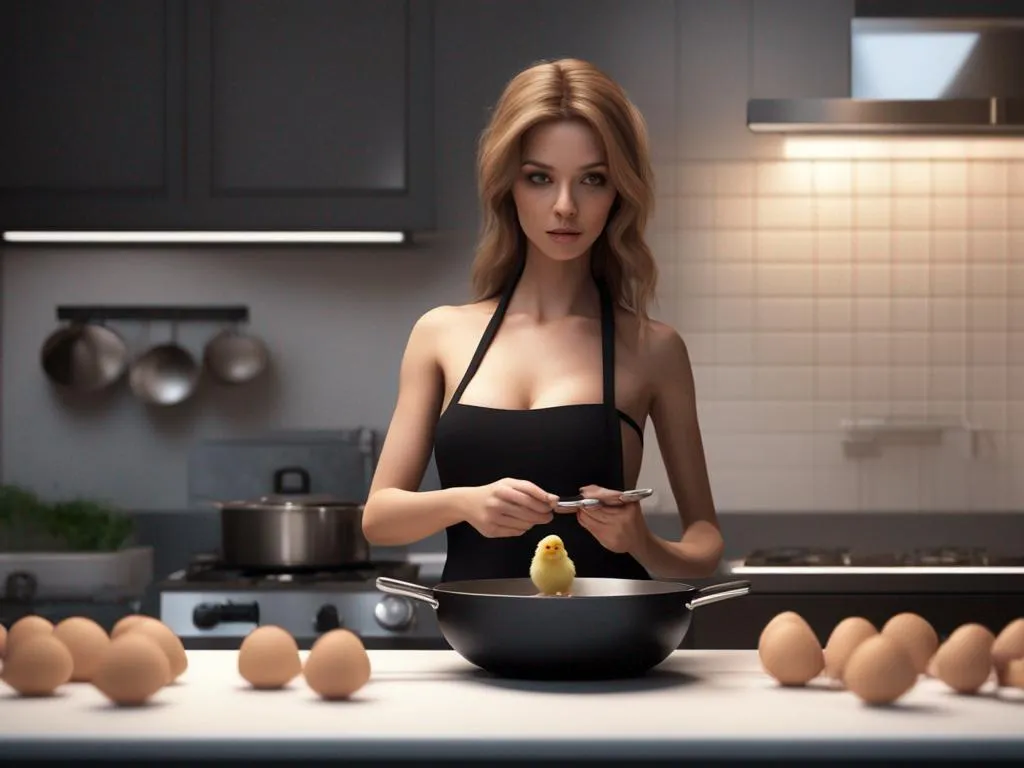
[432, 256, 649, 582]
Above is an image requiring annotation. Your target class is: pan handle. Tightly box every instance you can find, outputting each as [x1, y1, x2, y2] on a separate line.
[376, 577, 439, 610]
[686, 579, 751, 610]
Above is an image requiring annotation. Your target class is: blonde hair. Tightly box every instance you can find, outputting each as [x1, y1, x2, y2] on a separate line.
[470, 58, 658, 326]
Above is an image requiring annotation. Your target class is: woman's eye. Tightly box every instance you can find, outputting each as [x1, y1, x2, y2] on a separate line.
[527, 172, 549, 184]
[583, 173, 607, 186]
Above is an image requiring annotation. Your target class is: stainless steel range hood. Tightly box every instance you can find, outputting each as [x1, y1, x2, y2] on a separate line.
[747, 15, 1024, 135]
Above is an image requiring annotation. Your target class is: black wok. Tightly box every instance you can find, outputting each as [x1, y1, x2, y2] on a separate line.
[376, 576, 751, 680]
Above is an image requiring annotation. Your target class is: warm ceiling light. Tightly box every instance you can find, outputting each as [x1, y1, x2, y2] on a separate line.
[783, 136, 1024, 160]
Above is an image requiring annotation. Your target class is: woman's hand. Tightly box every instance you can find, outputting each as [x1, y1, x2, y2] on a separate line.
[574, 484, 648, 554]
[462, 478, 557, 538]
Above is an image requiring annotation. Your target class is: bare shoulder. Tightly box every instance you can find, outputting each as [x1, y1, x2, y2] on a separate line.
[406, 300, 497, 354]
[638, 318, 693, 383]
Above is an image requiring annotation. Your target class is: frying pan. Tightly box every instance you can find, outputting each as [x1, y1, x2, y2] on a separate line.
[40, 322, 128, 392]
[376, 576, 751, 680]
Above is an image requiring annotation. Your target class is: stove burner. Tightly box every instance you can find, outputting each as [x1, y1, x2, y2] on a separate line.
[743, 547, 849, 567]
[904, 547, 988, 567]
[180, 552, 419, 586]
[742, 545, 1013, 568]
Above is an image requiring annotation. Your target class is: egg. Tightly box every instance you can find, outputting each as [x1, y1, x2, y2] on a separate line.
[0, 624, 6, 659]
[238, 625, 302, 689]
[111, 614, 160, 639]
[991, 618, 1024, 687]
[92, 633, 170, 706]
[758, 618, 824, 686]
[824, 616, 877, 683]
[126, 621, 188, 683]
[880, 612, 938, 675]
[6, 615, 54, 655]
[843, 634, 918, 706]
[1, 633, 73, 696]
[303, 629, 371, 700]
[53, 616, 111, 682]
[1004, 658, 1024, 688]
[934, 622, 995, 694]
[758, 611, 810, 654]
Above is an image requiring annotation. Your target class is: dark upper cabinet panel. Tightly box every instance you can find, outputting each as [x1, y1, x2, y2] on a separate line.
[211, 0, 407, 193]
[0, 0, 433, 233]
[0, 0, 181, 216]
[184, 0, 434, 231]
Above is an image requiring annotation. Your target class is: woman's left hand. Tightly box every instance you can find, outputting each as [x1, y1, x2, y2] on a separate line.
[575, 484, 648, 554]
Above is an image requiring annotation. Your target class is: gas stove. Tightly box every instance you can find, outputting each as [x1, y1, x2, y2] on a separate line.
[723, 546, 1024, 592]
[691, 545, 1024, 651]
[156, 553, 446, 650]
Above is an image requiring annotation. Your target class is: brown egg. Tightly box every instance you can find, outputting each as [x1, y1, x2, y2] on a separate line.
[303, 629, 371, 700]
[111, 614, 159, 639]
[0, 624, 6, 659]
[844, 634, 918, 705]
[824, 617, 877, 683]
[6, 615, 54, 655]
[758, 611, 811, 654]
[934, 623, 995, 694]
[1005, 658, 1024, 688]
[759, 618, 824, 686]
[53, 617, 111, 682]
[92, 633, 170, 706]
[991, 618, 1024, 687]
[1, 633, 73, 696]
[126, 621, 188, 683]
[881, 612, 939, 675]
[926, 650, 941, 678]
[238, 625, 302, 689]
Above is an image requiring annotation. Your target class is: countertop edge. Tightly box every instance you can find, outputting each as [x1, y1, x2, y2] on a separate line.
[1, 736, 1021, 761]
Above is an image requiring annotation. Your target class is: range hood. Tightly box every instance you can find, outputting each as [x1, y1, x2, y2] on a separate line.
[748, 13, 1024, 135]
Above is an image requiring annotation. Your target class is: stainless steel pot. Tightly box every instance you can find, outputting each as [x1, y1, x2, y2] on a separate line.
[214, 467, 370, 569]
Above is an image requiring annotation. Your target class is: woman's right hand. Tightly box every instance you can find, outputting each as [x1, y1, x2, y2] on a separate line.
[461, 478, 558, 538]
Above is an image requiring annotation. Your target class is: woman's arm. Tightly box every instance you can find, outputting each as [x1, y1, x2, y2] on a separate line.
[361, 307, 470, 546]
[629, 323, 724, 578]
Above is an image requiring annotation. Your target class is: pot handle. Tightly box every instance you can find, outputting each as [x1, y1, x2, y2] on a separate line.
[376, 577, 439, 610]
[686, 579, 751, 610]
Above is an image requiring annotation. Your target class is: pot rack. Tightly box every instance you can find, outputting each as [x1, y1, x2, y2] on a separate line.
[55, 305, 249, 323]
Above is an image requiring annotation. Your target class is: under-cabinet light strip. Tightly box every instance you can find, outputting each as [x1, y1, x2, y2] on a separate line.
[2, 231, 406, 244]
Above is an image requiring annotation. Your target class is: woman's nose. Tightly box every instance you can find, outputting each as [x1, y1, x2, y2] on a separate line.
[553, 184, 577, 217]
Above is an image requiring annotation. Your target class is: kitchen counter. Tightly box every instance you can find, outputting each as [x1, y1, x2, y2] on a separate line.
[1, 650, 1022, 764]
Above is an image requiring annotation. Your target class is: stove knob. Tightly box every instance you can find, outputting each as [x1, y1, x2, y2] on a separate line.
[374, 595, 415, 632]
[313, 604, 341, 633]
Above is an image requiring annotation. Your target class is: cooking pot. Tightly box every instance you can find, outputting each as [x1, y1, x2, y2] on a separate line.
[214, 467, 369, 569]
[376, 575, 751, 680]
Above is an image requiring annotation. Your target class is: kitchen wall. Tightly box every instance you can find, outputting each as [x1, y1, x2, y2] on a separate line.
[2, 0, 1022, 516]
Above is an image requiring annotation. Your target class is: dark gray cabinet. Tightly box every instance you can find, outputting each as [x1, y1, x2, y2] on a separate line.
[0, 0, 434, 232]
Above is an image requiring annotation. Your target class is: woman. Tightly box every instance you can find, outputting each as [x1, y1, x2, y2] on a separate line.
[362, 58, 723, 582]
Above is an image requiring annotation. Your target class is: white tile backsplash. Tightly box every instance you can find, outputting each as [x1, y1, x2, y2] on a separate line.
[636, 154, 1024, 513]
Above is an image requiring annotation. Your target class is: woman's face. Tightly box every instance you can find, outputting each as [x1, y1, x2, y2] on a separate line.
[511, 119, 618, 263]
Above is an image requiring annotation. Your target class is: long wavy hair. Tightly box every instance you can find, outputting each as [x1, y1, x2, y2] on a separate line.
[470, 58, 658, 327]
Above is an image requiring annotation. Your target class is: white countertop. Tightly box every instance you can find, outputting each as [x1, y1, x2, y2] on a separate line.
[1, 650, 1022, 761]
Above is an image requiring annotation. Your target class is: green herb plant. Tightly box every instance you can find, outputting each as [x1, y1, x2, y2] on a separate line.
[0, 484, 135, 553]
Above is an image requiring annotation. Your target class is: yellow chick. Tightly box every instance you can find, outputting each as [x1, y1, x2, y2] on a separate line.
[530, 534, 576, 596]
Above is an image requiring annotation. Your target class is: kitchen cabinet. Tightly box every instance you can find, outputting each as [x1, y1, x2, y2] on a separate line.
[0, 0, 434, 233]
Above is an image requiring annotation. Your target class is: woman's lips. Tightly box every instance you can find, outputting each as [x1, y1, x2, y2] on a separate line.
[547, 231, 582, 243]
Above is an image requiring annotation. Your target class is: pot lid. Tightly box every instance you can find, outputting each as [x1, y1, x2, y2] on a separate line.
[219, 493, 361, 509]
